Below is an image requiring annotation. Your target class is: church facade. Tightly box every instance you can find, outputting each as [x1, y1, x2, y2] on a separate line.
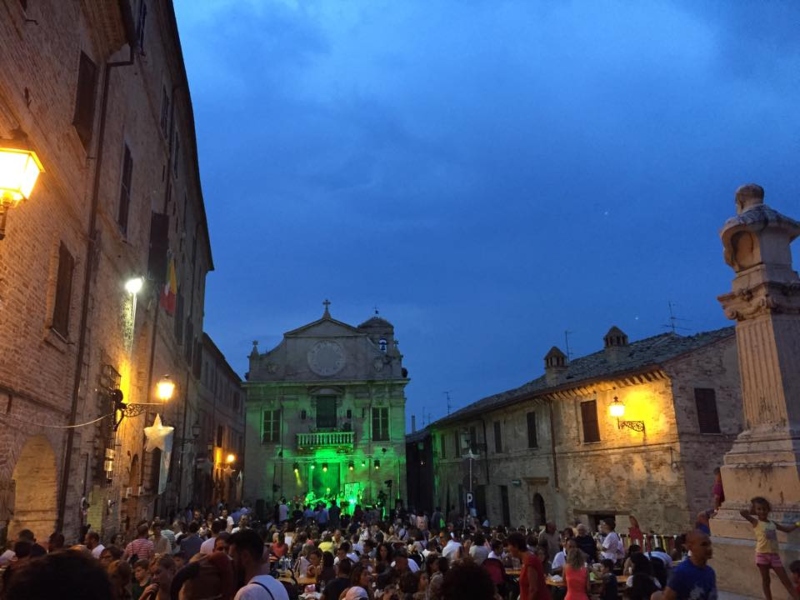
[243, 304, 409, 516]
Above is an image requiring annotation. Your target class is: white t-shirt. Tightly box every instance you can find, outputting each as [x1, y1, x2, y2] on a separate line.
[91, 544, 105, 559]
[442, 540, 462, 561]
[601, 532, 623, 561]
[234, 575, 290, 600]
[469, 544, 490, 565]
[199, 537, 215, 555]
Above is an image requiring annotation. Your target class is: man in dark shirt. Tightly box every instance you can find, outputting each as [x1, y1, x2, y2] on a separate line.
[663, 530, 717, 600]
[322, 558, 353, 600]
[180, 521, 203, 558]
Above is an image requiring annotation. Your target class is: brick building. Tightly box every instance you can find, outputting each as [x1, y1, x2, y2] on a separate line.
[244, 305, 409, 518]
[412, 326, 742, 533]
[0, 0, 212, 542]
[194, 333, 245, 509]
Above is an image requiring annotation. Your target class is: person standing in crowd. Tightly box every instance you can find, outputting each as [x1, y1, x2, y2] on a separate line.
[564, 548, 590, 600]
[739, 496, 799, 600]
[538, 522, 561, 564]
[151, 522, 171, 555]
[573, 524, 596, 563]
[180, 522, 203, 559]
[660, 530, 717, 600]
[712, 467, 725, 512]
[599, 520, 623, 566]
[85, 530, 105, 559]
[123, 524, 155, 563]
[201, 520, 228, 555]
[139, 555, 176, 600]
[132, 559, 151, 600]
[229, 529, 289, 600]
[506, 532, 550, 600]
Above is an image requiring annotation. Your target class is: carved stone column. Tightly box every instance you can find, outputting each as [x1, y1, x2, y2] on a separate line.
[712, 184, 800, 596]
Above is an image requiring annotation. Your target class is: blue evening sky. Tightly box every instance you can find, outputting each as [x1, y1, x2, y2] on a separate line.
[173, 0, 800, 429]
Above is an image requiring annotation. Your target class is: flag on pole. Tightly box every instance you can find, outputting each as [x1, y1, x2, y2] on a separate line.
[160, 256, 177, 315]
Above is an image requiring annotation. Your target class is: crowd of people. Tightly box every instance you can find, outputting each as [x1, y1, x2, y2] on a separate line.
[0, 496, 798, 600]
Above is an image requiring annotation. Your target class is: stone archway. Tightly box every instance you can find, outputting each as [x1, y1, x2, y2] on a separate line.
[9, 435, 58, 543]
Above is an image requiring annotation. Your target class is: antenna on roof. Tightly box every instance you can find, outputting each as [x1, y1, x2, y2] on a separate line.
[444, 391, 452, 415]
[663, 301, 691, 333]
[564, 330, 574, 360]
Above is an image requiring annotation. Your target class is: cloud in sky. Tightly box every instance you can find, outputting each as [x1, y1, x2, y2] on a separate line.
[174, 0, 800, 426]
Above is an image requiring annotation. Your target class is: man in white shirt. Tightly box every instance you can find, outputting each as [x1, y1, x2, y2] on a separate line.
[441, 533, 463, 561]
[551, 539, 578, 575]
[230, 529, 289, 600]
[84, 531, 104, 559]
[200, 520, 227, 554]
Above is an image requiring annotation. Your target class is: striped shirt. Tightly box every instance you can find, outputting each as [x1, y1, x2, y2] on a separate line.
[123, 538, 155, 561]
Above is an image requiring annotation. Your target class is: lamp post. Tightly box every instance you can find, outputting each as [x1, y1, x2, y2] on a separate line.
[0, 143, 44, 240]
[112, 374, 175, 431]
[609, 396, 645, 433]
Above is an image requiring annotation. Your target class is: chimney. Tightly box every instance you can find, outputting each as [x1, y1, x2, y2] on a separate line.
[603, 326, 629, 364]
[411, 415, 416, 433]
[544, 346, 568, 385]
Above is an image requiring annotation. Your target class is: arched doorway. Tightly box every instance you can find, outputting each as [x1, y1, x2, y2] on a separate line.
[10, 435, 57, 543]
[532, 493, 546, 529]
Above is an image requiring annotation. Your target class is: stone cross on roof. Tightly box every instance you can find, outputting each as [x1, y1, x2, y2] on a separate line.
[323, 298, 331, 317]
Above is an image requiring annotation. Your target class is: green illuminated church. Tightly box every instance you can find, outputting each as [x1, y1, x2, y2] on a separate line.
[243, 302, 409, 514]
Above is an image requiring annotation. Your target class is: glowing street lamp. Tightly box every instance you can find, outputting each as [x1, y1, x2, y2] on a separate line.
[0, 144, 44, 240]
[226, 453, 236, 464]
[125, 277, 144, 294]
[609, 396, 645, 433]
[111, 375, 177, 431]
[156, 375, 176, 402]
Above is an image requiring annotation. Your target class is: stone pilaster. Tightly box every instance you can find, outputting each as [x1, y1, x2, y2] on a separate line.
[712, 184, 800, 597]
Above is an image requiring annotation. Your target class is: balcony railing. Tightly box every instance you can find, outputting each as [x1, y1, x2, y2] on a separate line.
[296, 431, 355, 451]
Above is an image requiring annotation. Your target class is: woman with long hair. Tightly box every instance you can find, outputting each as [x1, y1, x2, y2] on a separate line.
[564, 548, 590, 600]
[506, 532, 550, 600]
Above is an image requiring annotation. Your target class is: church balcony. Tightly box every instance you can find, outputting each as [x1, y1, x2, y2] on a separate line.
[296, 431, 355, 452]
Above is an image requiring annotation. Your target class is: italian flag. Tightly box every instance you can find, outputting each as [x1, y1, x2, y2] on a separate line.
[160, 257, 177, 315]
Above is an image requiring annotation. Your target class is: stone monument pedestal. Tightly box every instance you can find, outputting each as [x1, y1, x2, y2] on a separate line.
[712, 184, 800, 597]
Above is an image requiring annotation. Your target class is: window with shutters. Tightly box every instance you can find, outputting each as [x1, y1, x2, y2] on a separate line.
[527, 412, 538, 448]
[72, 52, 98, 149]
[453, 431, 459, 457]
[440, 434, 446, 459]
[695, 388, 721, 433]
[372, 407, 389, 441]
[316, 396, 337, 429]
[581, 400, 601, 443]
[216, 425, 224, 447]
[493, 421, 502, 453]
[262, 410, 280, 443]
[52, 243, 75, 337]
[117, 144, 133, 234]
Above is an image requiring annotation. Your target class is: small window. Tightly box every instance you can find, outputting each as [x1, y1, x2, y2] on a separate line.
[233, 393, 241, 411]
[160, 86, 170, 138]
[695, 388, 721, 433]
[52, 243, 75, 337]
[262, 410, 280, 443]
[117, 144, 133, 234]
[493, 421, 502, 453]
[172, 134, 180, 177]
[73, 52, 98, 149]
[216, 425, 224, 447]
[469, 426, 477, 453]
[453, 431, 459, 457]
[184, 320, 193, 362]
[372, 407, 389, 441]
[527, 412, 538, 448]
[440, 434, 446, 459]
[581, 400, 601, 443]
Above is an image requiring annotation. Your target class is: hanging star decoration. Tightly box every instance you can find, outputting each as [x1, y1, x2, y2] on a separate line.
[144, 414, 174, 452]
